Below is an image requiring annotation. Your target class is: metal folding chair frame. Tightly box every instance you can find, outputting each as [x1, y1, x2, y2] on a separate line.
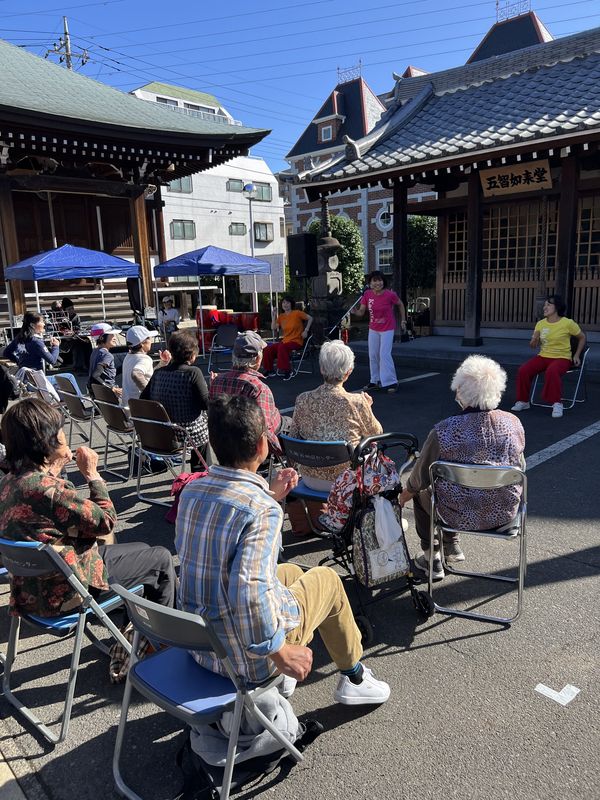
[54, 376, 104, 447]
[207, 323, 239, 374]
[530, 346, 590, 410]
[0, 538, 134, 744]
[428, 461, 527, 626]
[91, 386, 136, 482]
[110, 584, 303, 800]
[276, 334, 315, 379]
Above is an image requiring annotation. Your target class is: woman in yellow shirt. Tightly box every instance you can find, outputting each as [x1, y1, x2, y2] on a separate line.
[512, 295, 586, 418]
[261, 296, 313, 380]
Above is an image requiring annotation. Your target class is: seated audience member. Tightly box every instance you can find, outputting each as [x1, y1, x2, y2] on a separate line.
[209, 330, 288, 453]
[141, 329, 211, 468]
[0, 398, 176, 617]
[159, 296, 180, 338]
[261, 296, 312, 380]
[4, 312, 60, 372]
[176, 394, 390, 705]
[88, 323, 122, 397]
[511, 294, 586, 419]
[290, 339, 383, 491]
[121, 325, 171, 408]
[399, 355, 525, 581]
[60, 298, 92, 372]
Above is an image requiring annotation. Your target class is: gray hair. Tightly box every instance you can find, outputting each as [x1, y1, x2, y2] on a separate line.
[450, 355, 507, 411]
[232, 353, 260, 369]
[319, 339, 355, 383]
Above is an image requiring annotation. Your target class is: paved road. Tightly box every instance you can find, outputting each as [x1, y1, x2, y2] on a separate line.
[1, 359, 598, 800]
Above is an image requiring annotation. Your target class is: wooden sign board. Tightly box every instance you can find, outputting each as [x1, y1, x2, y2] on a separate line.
[479, 159, 552, 197]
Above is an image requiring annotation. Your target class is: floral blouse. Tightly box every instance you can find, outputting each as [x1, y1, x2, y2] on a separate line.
[0, 471, 117, 617]
[289, 382, 383, 482]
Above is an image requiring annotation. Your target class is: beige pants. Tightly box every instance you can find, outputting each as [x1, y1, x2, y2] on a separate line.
[277, 563, 363, 672]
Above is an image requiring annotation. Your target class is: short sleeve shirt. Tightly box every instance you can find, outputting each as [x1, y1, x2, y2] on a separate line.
[360, 289, 400, 332]
[121, 352, 154, 407]
[277, 310, 309, 344]
[535, 317, 581, 360]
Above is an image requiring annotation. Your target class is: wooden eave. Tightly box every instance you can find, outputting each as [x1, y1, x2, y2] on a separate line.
[303, 130, 600, 201]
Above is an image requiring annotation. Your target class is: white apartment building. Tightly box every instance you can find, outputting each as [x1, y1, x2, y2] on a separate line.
[131, 82, 286, 267]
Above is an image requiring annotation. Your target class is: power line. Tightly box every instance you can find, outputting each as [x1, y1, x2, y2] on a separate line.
[3, 0, 125, 18]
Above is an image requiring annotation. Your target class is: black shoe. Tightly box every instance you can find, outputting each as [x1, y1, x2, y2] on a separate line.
[383, 383, 399, 394]
[363, 382, 381, 391]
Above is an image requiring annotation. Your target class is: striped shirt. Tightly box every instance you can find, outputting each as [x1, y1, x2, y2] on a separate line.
[175, 465, 300, 683]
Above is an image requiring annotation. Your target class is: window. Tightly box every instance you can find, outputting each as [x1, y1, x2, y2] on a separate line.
[321, 124, 333, 142]
[227, 178, 244, 192]
[170, 219, 196, 240]
[280, 217, 286, 239]
[184, 102, 215, 114]
[167, 175, 193, 193]
[254, 222, 274, 242]
[376, 206, 393, 232]
[376, 245, 394, 274]
[254, 182, 272, 202]
[156, 96, 178, 106]
[229, 222, 247, 236]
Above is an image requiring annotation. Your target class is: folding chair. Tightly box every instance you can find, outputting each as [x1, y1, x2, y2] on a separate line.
[207, 323, 239, 374]
[0, 566, 8, 666]
[277, 335, 315, 379]
[279, 434, 355, 536]
[128, 398, 195, 507]
[530, 346, 590, 410]
[0, 538, 136, 744]
[18, 367, 61, 405]
[427, 461, 527, 625]
[110, 584, 303, 800]
[54, 374, 103, 446]
[91, 384, 136, 481]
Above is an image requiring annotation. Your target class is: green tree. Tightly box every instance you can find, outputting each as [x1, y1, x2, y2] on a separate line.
[407, 215, 437, 291]
[308, 216, 365, 294]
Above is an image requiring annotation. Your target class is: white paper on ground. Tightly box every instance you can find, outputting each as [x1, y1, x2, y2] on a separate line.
[534, 683, 580, 706]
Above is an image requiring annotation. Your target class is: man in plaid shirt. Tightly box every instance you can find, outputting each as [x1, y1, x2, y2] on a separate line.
[175, 395, 391, 705]
[209, 331, 289, 453]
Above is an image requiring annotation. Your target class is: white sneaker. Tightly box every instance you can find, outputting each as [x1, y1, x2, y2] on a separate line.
[511, 401, 530, 411]
[279, 676, 297, 698]
[333, 667, 390, 706]
[552, 402, 564, 418]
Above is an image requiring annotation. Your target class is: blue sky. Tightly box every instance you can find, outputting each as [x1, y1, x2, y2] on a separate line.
[4, 0, 600, 172]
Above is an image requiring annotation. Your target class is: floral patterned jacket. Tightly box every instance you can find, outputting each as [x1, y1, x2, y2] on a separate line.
[0, 471, 117, 617]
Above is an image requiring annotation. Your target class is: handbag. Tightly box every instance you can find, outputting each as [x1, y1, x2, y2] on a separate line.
[352, 496, 410, 588]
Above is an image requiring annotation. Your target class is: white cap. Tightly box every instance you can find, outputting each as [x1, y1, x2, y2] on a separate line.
[90, 322, 121, 338]
[126, 325, 159, 346]
[163, 295, 174, 304]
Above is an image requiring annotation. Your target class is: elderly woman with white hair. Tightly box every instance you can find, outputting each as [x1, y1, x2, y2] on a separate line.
[290, 339, 383, 490]
[399, 355, 525, 580]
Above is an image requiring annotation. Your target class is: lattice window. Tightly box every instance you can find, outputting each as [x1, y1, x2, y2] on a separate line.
[482, 200, 558, 277]
[447, 212, 467, 275]
[576, 195, 600, 277]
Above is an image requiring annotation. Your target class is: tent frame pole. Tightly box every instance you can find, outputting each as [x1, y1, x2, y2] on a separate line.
[100, 279, 107, 320]
[34, 280, 41, 312]
[197, 276, 205, 359]
[6, 280, 15, 334]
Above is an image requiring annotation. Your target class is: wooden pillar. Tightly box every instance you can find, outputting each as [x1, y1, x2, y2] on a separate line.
[555, 156, 579, 307]
[392, 179, 408, 304]
[0, 185, 25, 315]
[462, 171, 483, 346]
[153, 185, 168, 264]
[129, 192, 153, 308]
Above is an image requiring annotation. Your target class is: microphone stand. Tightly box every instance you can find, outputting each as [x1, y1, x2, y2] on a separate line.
[327, 293, 365, 338]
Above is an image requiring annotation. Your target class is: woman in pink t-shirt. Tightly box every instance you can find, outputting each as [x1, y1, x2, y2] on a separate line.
[353, 271, 406, 393]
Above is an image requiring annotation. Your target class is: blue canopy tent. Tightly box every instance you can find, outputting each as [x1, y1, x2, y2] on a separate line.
[154, 245, 272, 356]
[4, 244, 141, 325]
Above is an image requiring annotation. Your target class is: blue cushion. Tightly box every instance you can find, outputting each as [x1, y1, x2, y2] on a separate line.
[24, 586, 142, 632]
[289, 479, 329, 502]
[131, 647, 237, 718]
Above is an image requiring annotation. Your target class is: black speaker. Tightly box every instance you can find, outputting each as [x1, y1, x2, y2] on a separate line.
[287, 233, 319, 279]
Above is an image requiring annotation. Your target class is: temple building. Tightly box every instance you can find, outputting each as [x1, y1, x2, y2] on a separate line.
[299, 14, 600, 342]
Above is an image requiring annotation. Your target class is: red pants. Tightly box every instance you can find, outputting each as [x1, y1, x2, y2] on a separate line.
[262, 340, 302, 372]
[516, 355, 571, 404]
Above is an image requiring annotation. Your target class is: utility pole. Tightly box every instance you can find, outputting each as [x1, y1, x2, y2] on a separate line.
[63, 16, 72, 70]
[45, 16, 88, 70]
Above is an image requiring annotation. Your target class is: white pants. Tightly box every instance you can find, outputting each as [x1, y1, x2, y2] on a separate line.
[368, 328, 397, 387]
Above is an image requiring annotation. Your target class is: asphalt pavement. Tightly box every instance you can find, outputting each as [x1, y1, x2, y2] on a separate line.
[0, 342, 598, 800]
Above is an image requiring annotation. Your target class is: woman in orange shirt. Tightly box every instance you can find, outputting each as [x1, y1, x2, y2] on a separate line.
[261, 296, 313, 380]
